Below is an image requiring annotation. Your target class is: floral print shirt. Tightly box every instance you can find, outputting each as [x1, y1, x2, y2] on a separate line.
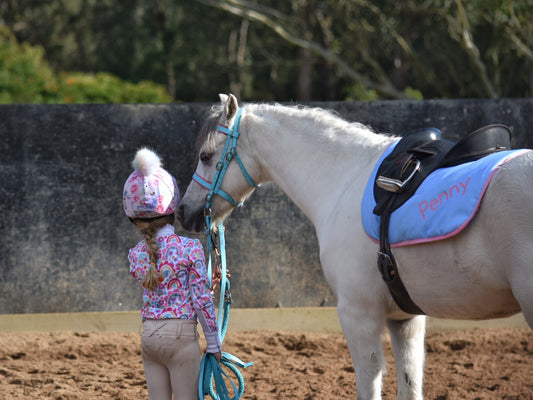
[128, 224, 221, 351]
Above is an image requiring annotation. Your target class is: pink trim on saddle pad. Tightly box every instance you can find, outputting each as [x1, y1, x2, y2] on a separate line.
[361, 146, 530, 248]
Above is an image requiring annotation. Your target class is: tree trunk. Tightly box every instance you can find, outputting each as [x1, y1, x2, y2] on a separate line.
[298, 47, 312, 101]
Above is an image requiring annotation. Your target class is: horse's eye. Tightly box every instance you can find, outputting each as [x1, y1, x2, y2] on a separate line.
[200, 151, 212, 163]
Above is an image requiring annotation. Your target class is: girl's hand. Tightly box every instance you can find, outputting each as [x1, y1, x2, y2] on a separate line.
[211, 351, 222, 362]
[211, 266, 231, 291]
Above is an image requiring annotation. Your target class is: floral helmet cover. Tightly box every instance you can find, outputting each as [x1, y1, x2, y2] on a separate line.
[123, 148, 179, 218]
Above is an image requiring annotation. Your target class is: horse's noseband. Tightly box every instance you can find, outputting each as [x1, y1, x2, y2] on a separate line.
[193, 107, 259, 229]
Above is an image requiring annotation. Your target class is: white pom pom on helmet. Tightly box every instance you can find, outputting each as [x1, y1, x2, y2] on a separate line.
[123, 148, 180, 218]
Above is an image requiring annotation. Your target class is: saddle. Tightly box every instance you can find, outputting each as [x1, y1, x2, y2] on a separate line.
[373, 124, 511, 315]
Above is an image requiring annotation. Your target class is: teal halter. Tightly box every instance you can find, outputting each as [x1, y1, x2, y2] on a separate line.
[193, 107, 259, 224]
[195, 106, 254, 399]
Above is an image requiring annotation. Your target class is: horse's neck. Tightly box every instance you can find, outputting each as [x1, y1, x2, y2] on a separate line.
[245, 105, 394, 227]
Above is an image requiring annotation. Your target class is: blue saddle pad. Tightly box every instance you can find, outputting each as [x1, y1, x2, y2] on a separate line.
[361, 141, 529, 247]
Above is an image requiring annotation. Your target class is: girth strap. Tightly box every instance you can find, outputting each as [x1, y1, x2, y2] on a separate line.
[378, 196, 425, 315]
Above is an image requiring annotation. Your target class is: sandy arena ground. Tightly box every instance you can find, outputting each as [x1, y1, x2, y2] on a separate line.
[0, 328, 532, 399]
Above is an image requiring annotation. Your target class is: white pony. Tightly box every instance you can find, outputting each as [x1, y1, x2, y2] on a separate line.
[178, 94, 533, 400]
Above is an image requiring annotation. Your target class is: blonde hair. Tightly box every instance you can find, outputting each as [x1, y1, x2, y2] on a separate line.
[131, 214, 175, 291]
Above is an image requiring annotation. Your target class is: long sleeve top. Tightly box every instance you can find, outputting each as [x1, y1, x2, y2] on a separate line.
[128, 224, 221, 352]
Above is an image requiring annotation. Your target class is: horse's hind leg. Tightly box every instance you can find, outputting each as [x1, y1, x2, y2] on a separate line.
[386, 316, 425, 400]
[511, 278, 533, 329]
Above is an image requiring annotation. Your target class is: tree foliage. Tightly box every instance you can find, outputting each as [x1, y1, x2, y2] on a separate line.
[0, 26, 59, 103]
[0, 25, 171, 103]
[0, 0, 531, 102]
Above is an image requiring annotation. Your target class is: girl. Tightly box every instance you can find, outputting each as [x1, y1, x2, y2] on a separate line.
[123, 148, 222, 400]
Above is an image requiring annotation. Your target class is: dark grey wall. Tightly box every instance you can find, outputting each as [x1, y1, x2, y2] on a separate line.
[1, 99, 532, 314]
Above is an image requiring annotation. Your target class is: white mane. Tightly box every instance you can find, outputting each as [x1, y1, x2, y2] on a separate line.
[244, 102, 396, 148]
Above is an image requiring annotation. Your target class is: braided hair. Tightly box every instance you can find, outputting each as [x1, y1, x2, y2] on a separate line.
[131, 214, 175, 291]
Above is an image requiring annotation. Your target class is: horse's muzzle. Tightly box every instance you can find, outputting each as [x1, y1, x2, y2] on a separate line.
[177, 203, 205, 233]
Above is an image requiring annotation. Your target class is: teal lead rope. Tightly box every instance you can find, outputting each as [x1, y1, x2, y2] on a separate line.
[198, 222, 253, 400]
[197, 106, 255, 399]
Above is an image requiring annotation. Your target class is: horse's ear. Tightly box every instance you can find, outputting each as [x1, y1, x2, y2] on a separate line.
[224, 94, 239, 123]
[218, 93, 228, 105]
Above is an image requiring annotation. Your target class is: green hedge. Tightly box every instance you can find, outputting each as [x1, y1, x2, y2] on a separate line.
[0, 27, 172, 104]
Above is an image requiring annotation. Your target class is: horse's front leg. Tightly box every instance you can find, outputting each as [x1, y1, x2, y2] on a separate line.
[337, 299, 387, 400]
[386, 316, 426, 400]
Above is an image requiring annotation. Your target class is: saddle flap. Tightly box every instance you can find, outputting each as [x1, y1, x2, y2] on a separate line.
[373, 128, 453, 215]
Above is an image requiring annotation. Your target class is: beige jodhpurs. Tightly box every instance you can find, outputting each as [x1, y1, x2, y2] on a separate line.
[141, 319, 201, 400]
